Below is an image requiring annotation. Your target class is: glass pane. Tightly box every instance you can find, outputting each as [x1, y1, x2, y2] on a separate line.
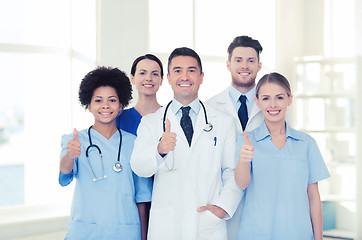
[329, 0, 355, 57]
[22, 53, 71, 205]
[295, 97, 355, 130]
[0, 52, 73, 206]
[296, 62, 356, 93]
[0, 1, 25, 44]
[149, 0, 193, 53]
[194, 0, 275, 62]
[0, 0, 71, 47]
[72, 0, 96, 60]
[0, 52, 26, 206]
[199, 61, 230, 100]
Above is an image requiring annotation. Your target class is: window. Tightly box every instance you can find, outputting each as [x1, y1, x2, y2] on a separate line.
[0, 0, 96, 208]
[148, 0, 276, 103]
[291, 0, 357, 234]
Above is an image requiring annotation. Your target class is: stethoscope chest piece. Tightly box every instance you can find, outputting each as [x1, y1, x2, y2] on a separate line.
[113, 162, 122, 172]
[204, 123, 213, 132]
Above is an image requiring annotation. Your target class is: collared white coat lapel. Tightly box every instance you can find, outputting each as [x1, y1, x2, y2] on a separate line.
[206, 87, 264, 135]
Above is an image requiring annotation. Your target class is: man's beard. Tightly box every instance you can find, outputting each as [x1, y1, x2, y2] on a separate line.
[232, 77, 255, 89]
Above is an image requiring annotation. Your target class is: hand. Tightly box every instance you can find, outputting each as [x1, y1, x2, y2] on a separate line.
[197, 205, 227, 219]
[239, 131, 254, 163]
[66, 128, 81, 159]
[158, 119, 177, 155]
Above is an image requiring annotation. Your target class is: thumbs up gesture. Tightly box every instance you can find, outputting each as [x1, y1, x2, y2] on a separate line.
[66, 128, 81, 159]
[235, 131, 253, 189]
[158, 119, 177, 155]
[239, 131, 254, 163]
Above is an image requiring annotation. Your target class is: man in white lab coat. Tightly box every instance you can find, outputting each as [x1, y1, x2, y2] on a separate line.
[131, 47, 242, 240]
[206, 36, 265, 240]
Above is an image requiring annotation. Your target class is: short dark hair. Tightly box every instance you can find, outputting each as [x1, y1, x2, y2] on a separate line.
[79, 66, 132, 109]
[168, 47, 202, 74]
[227, 36, 263, 61]
[256, 72, 291, 99]
[130, 54, 164, 78]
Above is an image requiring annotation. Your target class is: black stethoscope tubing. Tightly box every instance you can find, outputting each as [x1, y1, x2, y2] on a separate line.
[86, 126, 122, 178]
[162, 100, 213, 132]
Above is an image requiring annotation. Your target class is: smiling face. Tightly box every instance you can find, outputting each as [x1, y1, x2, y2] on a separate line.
[227, 46, 262, 93]
[88, 86, 122, 127]
[167, 56, 204, 105]
[131, 59, 163, 97]
[255, 82, 292, 125]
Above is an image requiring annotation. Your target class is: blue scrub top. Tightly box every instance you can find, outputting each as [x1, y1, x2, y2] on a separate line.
[59, 128, 152, 240]
[116, 107, 142, 136]
[236, 121, 330, 240]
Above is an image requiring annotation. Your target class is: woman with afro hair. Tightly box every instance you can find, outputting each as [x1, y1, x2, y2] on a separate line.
[59, 66, 152, 240]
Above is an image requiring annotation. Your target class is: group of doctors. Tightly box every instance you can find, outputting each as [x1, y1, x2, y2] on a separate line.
[59, 35, 329, 240]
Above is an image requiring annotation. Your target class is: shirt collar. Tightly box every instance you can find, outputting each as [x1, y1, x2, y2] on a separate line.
[254, 121, 303, 142]
[229, 85, 256, 104]
[171, 98, 200, 115]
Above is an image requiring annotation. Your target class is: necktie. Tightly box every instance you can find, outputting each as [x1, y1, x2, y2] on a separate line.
[238, 95, 248, 131]
[180, 106, 193, 146]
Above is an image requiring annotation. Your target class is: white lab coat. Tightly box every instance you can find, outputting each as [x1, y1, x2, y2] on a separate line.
[130, 101, 242, 240]
[206, 87, 264, 136]
[206, 87, 264, 240]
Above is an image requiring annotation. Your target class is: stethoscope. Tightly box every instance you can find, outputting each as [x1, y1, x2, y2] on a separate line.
[85, 126, 122, 181]
[162, 100, 213, 132]
[161, 100, 213, 171]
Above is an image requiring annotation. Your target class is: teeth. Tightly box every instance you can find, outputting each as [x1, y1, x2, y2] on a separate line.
[268, 111, 279, 115]
[100, 112, 111, 115]
[179, 84, 191, 87]
[143, 84, 154, 87]
[239, 72, 249, 76]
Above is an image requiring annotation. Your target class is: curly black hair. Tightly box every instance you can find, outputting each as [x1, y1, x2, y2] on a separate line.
[78, 66, 132, 109]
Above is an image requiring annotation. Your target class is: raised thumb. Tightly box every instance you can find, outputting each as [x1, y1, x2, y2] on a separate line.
[243, 131, 251, 146]
[73, 128, 79, 141]
[165, 118, 171, 132]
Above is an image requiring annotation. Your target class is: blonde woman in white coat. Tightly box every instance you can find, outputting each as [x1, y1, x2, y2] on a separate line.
[131, 47, 242, 240]
[206, 36, 264, 240]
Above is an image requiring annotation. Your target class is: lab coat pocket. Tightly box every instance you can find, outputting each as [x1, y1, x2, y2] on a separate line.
[198, 210, 227, 240]
[196, 137, 219, 171]
[148, 207, 175, 239]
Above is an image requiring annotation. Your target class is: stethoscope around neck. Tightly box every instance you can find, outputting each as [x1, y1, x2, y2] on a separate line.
[162, 100, 213, 133]
[85, 126, 122, 181]
[161, 100, 213, 172]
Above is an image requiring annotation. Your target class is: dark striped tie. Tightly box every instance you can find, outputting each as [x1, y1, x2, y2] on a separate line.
[180, 106, 193, 146]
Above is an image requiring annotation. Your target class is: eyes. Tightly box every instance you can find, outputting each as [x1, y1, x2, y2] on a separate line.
[94, 98, 118, 103]
[138, 70, 160, 77]
[260, 95, 289, 103]
[173, 68, 197, 74]
[235, 58, 256, 63]
[261, 96, 285, 101]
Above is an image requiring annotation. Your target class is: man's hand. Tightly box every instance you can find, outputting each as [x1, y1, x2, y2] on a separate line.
[158, 119, 177, 155]
[197, 204, 227, 219]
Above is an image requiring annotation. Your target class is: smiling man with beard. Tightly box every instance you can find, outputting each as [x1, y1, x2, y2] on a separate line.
[206, 36, 265, 240]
